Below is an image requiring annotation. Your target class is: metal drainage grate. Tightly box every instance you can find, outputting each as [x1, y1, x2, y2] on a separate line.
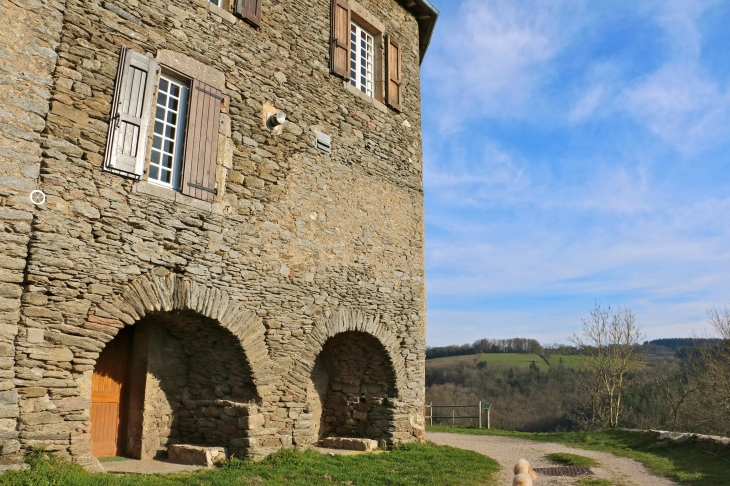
[533, 466, 595, 477]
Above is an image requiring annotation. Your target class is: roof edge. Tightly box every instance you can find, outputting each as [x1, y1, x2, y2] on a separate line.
[397, 0, 439, 64]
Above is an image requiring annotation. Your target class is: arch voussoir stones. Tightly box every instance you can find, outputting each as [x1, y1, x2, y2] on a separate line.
[304, 309, 407, 394]
[88, 269, 274, 394]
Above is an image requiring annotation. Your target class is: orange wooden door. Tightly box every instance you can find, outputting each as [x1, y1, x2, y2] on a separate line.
[91, 326, 133, 458]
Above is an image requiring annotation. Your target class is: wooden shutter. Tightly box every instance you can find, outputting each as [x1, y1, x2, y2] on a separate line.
[104, 47, 158, 176]
[180, 80, 223, 202]
[385, 34, 402, 112]
[330, 0, 350, 80]
[235, 0, 262, 26]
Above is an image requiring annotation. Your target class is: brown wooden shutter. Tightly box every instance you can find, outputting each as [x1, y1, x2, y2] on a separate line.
[385, 34, 402, 112]
[330, 0, 350, 80]
[235, 0, 262, 27]
[104, 47, 158, 176]
[180, 80, 222, 202]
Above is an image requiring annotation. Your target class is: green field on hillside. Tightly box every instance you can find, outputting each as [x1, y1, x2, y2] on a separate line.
[427, 352, 584, 370]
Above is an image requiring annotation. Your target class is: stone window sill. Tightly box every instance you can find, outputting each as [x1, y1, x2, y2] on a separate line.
[343, 81, 388, 114]
[133, 181, 228, 215]
[191, 0, 237, 24]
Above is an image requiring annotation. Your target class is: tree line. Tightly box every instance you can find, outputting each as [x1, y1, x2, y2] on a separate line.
[426, 338, 545, 360]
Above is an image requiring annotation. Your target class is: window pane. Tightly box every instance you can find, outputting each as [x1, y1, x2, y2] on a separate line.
[149, 73, 189, 189]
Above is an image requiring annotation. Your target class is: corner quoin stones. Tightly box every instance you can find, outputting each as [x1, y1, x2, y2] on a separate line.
[0, 0, 434, 470]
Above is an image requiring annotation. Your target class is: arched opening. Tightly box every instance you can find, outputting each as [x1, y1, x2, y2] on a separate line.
[90, 310, 259, 459]
[307, 331, 397, 444]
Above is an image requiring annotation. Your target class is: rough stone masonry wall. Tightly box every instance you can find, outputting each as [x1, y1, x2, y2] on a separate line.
[5, 0, 427, 467]
[0, 0, 66, 469]
[137, 311, 261, 460]
[139, 321, 189, 460]
[317, 331, 397, 442]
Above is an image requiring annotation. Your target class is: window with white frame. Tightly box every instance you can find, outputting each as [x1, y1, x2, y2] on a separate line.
[350, 21, 375, 98]
[149, 74, 189, 189]
[209, 0, 222, 7]
[104, 48, 227, 203]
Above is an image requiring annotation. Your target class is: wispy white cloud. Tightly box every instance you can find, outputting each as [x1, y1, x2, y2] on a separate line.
[423, 0, 584, 129]
[618, 63, 730, 154]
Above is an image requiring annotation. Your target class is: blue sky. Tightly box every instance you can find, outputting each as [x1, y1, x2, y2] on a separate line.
[420, 0, 730, 346]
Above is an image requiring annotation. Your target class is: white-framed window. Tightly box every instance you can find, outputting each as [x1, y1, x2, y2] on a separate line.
[149, 73, 189, 189]
[209, 0, 223, 7]
[350, 21, 375, 98]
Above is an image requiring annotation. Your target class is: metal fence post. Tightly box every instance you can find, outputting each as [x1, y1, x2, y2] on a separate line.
[452, 409, 454, 426]
[479, 400, 482, 429]
[429, 402, 432, 426]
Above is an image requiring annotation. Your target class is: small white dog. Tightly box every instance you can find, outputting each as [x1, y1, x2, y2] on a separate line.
[513, 458, 538, 486]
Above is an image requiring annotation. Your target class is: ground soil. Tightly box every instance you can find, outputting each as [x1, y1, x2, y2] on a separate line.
[428, 432, 678, 486]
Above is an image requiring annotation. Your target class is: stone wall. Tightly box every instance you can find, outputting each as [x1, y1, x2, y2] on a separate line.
[316, 331, 397, 442]
[0, 0, 67, 469]
[2, 0, 428, 467]
[139, 322, 188, 460]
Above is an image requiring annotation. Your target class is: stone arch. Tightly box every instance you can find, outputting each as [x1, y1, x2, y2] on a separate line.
[74, 269, 280, 466]
[289, 309, 411, 448]
[89, 269, 275, 391]
[300, 309, 407, 395]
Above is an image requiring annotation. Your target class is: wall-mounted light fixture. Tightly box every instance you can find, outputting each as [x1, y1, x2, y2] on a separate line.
[267, 111, 286, 129]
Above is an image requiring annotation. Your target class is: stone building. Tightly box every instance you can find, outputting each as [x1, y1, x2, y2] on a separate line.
[0, 0, 437, 471]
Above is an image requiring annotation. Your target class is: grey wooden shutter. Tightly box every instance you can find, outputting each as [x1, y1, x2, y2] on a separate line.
[104, 47, 158, 176]
[385, 34, 402, 112]
[235, 0, 262, 26]
[330, 0, 350, 80]
[181, 80, 222, 202]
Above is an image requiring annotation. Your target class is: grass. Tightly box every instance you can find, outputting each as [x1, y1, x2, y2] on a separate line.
[97, 456, 129, 462]
[0, 443, 500, 486]
[544, 452, 600, 468]
[427, 426, 730, 486]
[427, 353, 584, 370]
[577, 479, 612, 486]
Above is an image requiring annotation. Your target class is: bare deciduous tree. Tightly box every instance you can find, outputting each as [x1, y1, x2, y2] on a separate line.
[657, 370, 696, 432]
[691, 306, 730, 430]
[570, 304, 644, 430]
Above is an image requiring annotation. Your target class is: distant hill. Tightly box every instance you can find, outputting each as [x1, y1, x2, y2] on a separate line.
[643, 338, 719, 351]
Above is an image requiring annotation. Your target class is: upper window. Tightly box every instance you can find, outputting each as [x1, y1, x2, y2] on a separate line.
[209, 0, 223, 6]
[150, 74, 189, 189]
[350, 22, 375, 98]
[330, 0, 403, 112]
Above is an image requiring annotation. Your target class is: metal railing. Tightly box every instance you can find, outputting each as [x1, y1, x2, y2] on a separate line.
[424, 401, 491, 428]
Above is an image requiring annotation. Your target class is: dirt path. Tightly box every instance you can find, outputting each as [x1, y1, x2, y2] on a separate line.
[428, 432, 679, 486]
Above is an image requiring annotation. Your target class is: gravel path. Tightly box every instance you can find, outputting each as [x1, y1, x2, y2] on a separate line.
[428, 432, 679, 486]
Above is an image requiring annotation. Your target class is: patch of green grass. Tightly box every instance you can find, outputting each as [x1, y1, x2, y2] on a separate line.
[427, 426, 730, 486]
[0, 443, 500, 486]
[97, 456, 129, 463]
[577, 479, 612, 486]
[545, 452, 599, 468]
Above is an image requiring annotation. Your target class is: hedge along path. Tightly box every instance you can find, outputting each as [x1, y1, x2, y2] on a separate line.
[427, 432, 678, 486]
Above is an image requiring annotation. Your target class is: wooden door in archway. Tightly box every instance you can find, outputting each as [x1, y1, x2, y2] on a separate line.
[90, 326, 133, 458]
